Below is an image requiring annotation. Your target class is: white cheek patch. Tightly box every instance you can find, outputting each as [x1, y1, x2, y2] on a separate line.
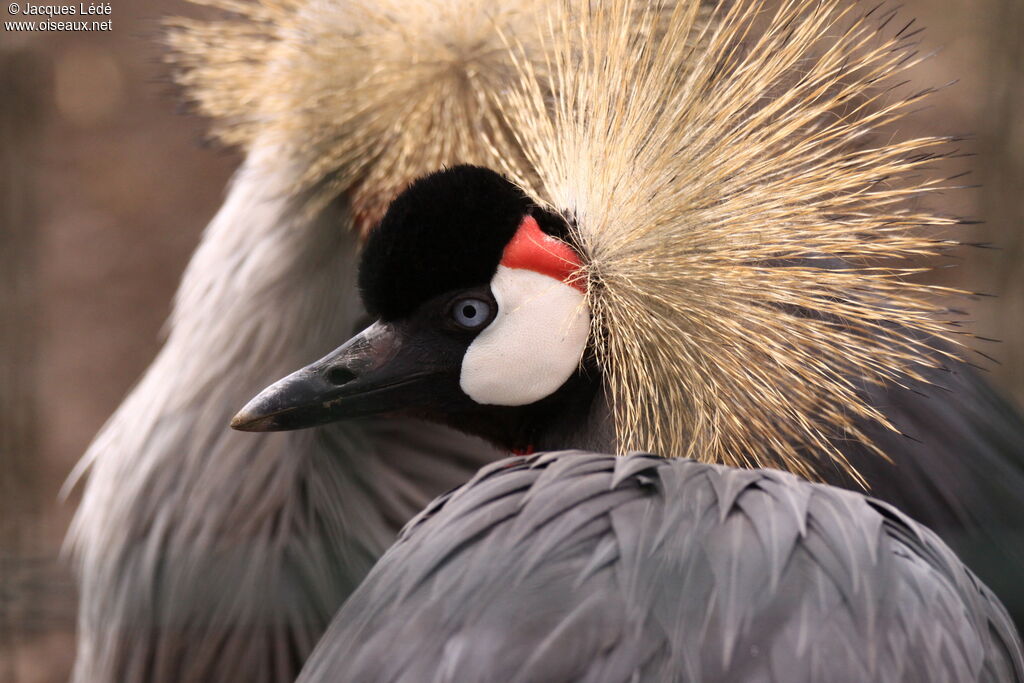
[460, 265, 590, 406]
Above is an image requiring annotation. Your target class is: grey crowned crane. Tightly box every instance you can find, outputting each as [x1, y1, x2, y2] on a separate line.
[234, 164, 1024, 682]
[70, 0, 1024, 681]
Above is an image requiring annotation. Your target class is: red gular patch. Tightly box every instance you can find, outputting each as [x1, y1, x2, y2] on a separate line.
[499, 215, 586, 293]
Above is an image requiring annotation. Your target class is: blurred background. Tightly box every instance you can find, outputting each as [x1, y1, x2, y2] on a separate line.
[0, 0, 1021, 680]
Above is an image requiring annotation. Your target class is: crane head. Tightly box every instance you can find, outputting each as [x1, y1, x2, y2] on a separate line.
[231, 166, 599, 450]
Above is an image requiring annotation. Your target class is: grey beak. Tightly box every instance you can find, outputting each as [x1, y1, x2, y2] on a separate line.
[230, 321, 433, 431]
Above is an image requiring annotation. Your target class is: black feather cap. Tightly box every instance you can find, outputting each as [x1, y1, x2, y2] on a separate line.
[359, 165, 532, 320]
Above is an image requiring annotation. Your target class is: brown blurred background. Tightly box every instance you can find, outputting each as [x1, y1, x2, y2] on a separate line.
[0, 0, 1021, 680]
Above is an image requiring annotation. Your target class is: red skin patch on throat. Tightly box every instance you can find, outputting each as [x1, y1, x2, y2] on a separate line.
[500, 215, 585, 292]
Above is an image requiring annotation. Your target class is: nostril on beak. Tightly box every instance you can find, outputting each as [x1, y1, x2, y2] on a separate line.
[326, 366, 357, 386]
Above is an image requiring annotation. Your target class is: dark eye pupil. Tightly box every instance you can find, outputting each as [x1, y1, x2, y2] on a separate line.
[452, 297, 491, 329]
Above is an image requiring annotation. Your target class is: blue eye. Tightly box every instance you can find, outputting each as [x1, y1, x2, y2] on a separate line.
[452, 298, 492, 330]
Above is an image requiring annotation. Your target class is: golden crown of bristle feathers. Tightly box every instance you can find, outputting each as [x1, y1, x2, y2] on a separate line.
[167, 0, 559, 231]
[169, 0, 970, 482]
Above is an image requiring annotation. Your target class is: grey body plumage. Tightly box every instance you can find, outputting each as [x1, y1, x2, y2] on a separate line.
[842, 361, 1024, 628]
[299, 452, 1024, 683]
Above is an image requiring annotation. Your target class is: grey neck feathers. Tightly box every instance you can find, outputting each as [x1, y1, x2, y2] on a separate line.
[533, 388, 617, 454]
[69, 146, 500, 683]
